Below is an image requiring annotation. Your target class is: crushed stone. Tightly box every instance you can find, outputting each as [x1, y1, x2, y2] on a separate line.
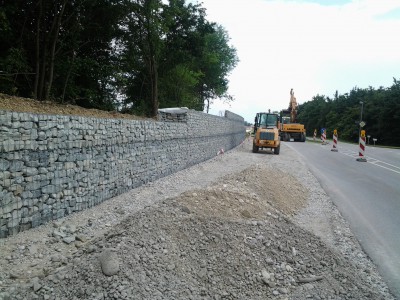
[0, 138, 394, 299]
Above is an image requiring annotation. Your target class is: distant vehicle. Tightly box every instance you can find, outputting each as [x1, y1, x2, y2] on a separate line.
[252, 111, 281, 154]
[279, 89, 306, 142]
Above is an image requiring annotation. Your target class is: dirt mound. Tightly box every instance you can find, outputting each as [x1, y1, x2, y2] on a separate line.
[177, 165, 308, 221]
[0, 93, 149, 120]
[0, 163, 392, 299]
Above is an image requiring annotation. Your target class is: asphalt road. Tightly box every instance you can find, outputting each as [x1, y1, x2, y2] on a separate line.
[284, 140, 400, 298]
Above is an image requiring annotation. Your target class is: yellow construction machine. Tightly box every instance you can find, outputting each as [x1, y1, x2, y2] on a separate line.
[279, 89, 306, 142]
[252, 111, 281, 154]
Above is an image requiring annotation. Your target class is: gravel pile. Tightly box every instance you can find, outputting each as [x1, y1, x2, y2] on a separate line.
[0, 139, 394, 299]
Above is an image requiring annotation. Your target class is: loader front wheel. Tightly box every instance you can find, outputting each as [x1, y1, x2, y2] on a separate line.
[252, 143, 259, 153]
[274, 144, 280, 155]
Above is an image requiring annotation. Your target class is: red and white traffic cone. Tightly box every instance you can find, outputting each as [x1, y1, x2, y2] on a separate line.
[331, 133, 338, 152]
[217, 148, 224, 155]
[356, 133, 367, 162]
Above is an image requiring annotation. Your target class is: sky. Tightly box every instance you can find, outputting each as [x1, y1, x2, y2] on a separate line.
[195, 0, 400, 123]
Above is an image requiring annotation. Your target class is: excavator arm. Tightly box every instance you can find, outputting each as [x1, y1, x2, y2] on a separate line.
[289, 88, 298, 123]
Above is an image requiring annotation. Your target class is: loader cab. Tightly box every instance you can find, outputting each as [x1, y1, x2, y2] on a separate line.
[254, 113, 279, 131]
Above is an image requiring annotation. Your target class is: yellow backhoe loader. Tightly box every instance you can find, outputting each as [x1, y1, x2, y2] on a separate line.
[252, 111, 281, 154]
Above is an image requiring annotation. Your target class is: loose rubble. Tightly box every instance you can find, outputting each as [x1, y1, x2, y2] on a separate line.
[0, 139, 394, 299]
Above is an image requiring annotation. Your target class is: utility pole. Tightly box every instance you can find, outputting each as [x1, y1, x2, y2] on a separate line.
[358, 101, 364, 139]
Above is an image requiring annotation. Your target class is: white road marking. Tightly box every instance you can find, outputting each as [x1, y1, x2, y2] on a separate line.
[327, 146, 400, 175]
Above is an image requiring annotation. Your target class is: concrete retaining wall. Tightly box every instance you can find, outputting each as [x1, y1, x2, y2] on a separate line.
[0, 109, 245, 238]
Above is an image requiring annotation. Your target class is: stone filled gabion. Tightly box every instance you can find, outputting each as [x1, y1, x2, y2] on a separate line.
[0, 109, 245, 238]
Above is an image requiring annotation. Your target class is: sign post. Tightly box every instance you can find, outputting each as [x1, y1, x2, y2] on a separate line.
[356, 130, 367, 162]
[321, 128, 327, 145]
[331, 129, 338, 152]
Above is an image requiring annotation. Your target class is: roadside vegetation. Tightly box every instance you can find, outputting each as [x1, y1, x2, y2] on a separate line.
[0, 0, 238, 117]
[298, 78, 400, 147]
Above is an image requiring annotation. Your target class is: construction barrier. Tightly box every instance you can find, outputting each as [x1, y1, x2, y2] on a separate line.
[331, 129, 338, 152]
[356, 130, 367, 162]
[321, 129, 327, 145]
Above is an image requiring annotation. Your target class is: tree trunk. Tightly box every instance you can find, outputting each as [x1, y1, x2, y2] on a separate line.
[33, 0, 42, 100]
[61, 51, 75, 102]
[45, 0, 67, 100]
[38, 46, 47, 100]
[150, 55, 158, 117]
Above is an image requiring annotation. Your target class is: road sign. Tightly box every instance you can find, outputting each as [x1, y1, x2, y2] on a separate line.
[359, 121, 366, 128]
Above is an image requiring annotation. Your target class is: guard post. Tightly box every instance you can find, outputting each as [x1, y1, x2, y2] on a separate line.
[331, 129, 338, 152]
[356, 130, 367, 162]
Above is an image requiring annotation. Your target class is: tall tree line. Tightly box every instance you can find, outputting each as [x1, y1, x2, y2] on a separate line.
[297, 78, 400, 146]
[0, 0, 238, 117]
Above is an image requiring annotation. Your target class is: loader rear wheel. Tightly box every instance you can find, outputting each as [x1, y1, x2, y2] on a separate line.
[274, 144, 280, 155]
[252, 143, 259, 153]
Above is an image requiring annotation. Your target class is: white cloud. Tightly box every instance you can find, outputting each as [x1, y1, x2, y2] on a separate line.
[197, 0, 400, 122]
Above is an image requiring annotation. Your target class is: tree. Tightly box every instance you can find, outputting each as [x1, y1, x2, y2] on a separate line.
[195, 25, 238, 113]
[298, 78, 400, 146]
[1, 0, 239, 116]
[158, 0, 204, 109]
[120, 0, 165, 117]
[0, 0, 124, 109]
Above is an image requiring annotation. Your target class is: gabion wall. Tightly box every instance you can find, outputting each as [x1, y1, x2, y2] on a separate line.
[0, 109, 245, 238]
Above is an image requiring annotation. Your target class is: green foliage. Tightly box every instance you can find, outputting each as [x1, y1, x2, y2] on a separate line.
[0, 0, 238, 117]
[199, 25, 238, 113]
[159, 64, 202, 109]
[0, 47, 31, 95]
[297, 79, 400, 146]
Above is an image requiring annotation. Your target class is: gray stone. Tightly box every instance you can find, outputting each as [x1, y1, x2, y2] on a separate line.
[32, 277, 42, 292]
[29, 245, 38, 255]
[0, 159, 10, 171]
[87, 245, 97, 253]
[41, 184, 62, 194]
[286, 264, 294, 272]
[9, 160, 24, 172]
[25, 181, 41, 191]
[278, 288, 288, 294]
[261, 269, 271, 284]
[25, 167, 39, 176]
[76, 235, 86, 242]
[2, 139, 15, 151]
[66, 224, 77, 233]
[167, 264, 176, 271]
[63, 236, 76, 244]
[99, 249, 120, 276]
[53, 230, 67, 238]
[50, 254, 65, 263]
[304, 283, 315, 290]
